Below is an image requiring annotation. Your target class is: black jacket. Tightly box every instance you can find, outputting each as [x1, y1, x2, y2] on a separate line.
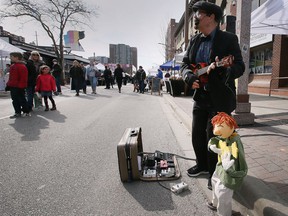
[52, 64, 62, 77]
[26, 59, 44, 87]
[114, 67, 123, 80]
[181, 28, 245, 113]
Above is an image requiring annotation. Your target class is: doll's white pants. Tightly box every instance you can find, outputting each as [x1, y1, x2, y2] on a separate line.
[211, 172, 234, 216]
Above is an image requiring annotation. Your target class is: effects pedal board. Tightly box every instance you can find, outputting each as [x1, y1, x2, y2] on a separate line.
[143, 169, 157, 177]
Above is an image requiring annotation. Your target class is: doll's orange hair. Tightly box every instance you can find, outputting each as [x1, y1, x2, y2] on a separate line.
[211, 112, 238, 129]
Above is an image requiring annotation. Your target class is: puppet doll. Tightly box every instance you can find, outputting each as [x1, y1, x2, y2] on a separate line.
[207, 112, 248, 216]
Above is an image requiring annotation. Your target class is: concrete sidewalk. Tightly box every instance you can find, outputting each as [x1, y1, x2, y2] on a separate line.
[162, 92, 288, 216]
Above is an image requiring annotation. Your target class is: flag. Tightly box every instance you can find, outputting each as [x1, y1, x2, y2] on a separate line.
[64, 30, 85, 51]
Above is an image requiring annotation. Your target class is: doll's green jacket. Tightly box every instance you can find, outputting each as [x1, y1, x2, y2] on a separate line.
[208, 132, 248, 190]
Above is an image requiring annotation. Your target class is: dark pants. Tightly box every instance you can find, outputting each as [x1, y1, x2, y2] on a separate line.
[10, 87, 29, 114]
[110, 78, 114, 88]
[74, 78, 82, 94]
[192, 103, 218, 176]
[83, 79, 87, 93]
[116, 79, 122, 91]
[55, 76, 62, 93]
[26, 86, 35, 110]
[139, 80, 145, 93]
[105, 78, 110, 89]
[44, 95, 56, 108]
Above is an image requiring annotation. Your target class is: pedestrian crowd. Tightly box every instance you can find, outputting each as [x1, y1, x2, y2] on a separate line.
[4, 50, 157, 119]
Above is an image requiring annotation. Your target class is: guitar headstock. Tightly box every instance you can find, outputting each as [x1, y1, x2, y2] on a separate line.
[216, 55, 234, 68]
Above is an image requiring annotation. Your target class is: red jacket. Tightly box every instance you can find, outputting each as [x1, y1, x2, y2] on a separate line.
[7, 62, 28, 88]
[35, 73, 56, 92]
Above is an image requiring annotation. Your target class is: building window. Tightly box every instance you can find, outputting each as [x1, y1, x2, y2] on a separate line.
[250, 44, 273, 74]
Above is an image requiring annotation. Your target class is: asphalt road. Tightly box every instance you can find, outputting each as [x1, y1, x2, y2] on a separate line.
[0, 84, 216, 216]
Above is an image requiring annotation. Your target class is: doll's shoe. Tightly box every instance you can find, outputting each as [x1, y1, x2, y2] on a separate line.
[44, 107, 49, 111]
[206, 202, 217, 211]
[50, 106, 56, 111]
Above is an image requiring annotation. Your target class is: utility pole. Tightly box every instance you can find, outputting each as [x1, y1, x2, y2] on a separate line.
[184, 0, 189, 49]
[233, 0, 255, 125]
[35, 31, 38, 46]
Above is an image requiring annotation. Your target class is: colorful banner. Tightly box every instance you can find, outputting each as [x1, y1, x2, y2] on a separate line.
[64, 30, 85, 51]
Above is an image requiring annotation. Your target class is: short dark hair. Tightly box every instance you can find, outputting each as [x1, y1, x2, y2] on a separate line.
[10, 52, 23, 60]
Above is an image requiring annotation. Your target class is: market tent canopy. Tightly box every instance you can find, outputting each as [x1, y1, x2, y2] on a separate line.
[96, 63, 105, 71]
[160, 60, 180, 70]
[0, 38, 25, 56]
[251, 0, 288, 34]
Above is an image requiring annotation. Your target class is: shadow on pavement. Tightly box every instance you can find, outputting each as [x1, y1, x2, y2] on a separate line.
[234, 175, 288, 216]
[9, 115, 49, 141]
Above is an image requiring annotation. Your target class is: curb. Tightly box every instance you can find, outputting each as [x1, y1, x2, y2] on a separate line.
[162, 93, 288, 216]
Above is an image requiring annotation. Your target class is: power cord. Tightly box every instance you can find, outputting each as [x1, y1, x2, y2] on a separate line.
[156, 175, 171, 191]
[138, 151, 196, 161]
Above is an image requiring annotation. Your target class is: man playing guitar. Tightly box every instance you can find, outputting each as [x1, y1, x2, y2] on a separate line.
[180, 1, 245, 193]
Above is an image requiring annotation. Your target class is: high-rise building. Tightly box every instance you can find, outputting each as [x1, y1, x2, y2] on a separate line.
[109, 44, 137, 68]
[130, 47, 138, 68]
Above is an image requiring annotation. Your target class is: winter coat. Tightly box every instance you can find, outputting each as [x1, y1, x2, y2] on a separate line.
[135, 69, 146, 81]
[7, 62, 28, 89]
[69, 66, 84, 79]
[52, 64, 62, 77]
[26, 59, 45, 87]
[114, 67, 124, 81]
[103, 69, 112, 79]
[35, 74, 56, 92]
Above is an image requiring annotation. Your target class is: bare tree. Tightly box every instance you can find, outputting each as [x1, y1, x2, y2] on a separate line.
[0, 0, 98, 82]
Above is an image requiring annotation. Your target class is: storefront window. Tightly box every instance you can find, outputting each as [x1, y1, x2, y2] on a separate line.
[249, 44, 273, 74]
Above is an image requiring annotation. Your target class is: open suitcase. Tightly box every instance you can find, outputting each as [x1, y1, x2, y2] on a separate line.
[117, 127, 181, 182]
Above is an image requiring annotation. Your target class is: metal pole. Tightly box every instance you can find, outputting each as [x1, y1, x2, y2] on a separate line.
[233, 0, 255, 125]
[184, 0, 189, 49]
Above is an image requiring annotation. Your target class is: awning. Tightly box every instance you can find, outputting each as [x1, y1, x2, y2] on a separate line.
[0, 38, 25, 56]
[251, 0, 288, 35]
[160, 60, 180, 70]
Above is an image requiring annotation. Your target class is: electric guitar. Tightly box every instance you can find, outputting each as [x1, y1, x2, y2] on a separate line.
[191, 55, 234, 87]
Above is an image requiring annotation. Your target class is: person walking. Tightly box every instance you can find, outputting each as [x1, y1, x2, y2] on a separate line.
[114, 64, 124, 93]
[4, 64, 10, 75]
[80, 62, 87, 94]
[25, 51, 45, 110]
[86, 61, 98, 94]
[103, 66, 112, 89]
[180, 1, 245, 190]
[35, 65, 57, 111]
[6, 52, 30, 118]
[135, 66, 146, 93]
[51, 59, 62, 95]
[69, 60, 84, 96]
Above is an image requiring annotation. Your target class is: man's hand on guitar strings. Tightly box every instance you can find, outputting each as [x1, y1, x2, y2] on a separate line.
[192, 80, 200, 89]
[207, 56, 219, 75]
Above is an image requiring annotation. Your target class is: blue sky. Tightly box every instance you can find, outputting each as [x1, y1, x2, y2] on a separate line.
[1, 0, 185, 70]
